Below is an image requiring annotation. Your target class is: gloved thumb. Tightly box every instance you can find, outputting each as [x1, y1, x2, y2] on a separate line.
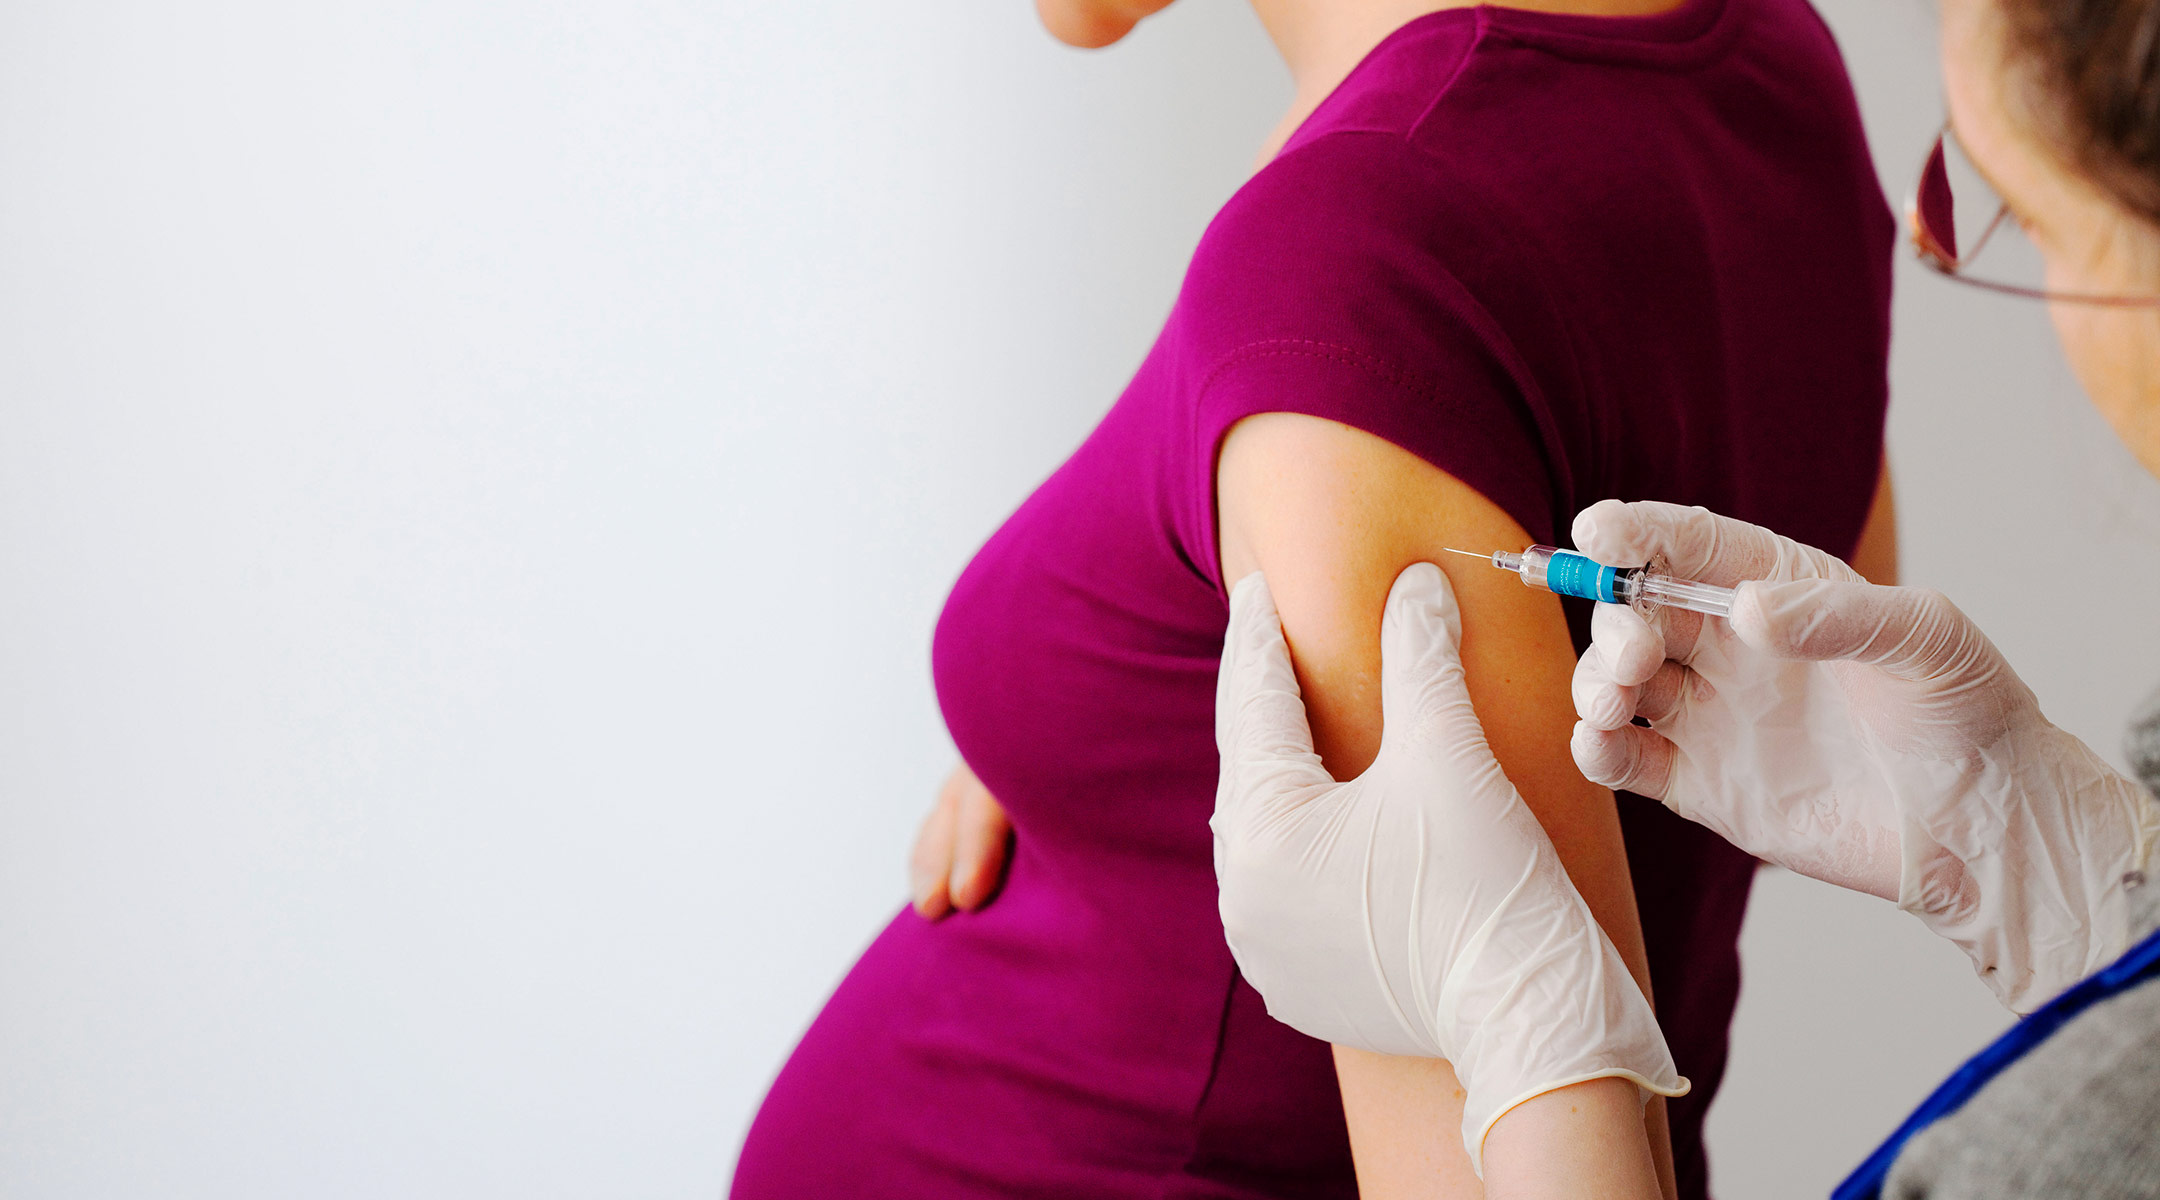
[1574, 499, 1784, 586]
[1216, 571, 1334, 793]
[1731, 576, 1975, 684]
[1378, 563, 1492, 763]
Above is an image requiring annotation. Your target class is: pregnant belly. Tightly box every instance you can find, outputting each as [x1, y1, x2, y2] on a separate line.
[729, 842, 1353, 1199]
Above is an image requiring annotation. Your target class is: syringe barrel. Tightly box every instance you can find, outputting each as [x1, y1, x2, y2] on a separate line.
[1513, 546, 1627, 604]
[1501, 546, 1735, 618]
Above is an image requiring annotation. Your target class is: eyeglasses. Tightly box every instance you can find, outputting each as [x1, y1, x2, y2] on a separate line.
[1908, 121, 2160, 308]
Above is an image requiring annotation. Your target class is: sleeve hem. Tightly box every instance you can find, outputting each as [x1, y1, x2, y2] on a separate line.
[1188, 339, 1562, 600]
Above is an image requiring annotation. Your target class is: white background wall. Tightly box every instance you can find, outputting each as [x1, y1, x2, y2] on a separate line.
[3, 2, 2156, 1197]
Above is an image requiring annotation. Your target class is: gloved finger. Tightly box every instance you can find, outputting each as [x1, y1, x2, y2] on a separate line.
[1575, 600, 1694, 730]
[1571, 720, 1677, 799]
[909, 783, 960, 919]
[1571, 640, 1641, 731]
[1380, 560, 1517, 802]
[1215, 571, 1335, 797]
[1572, 499, 1787, 584]
[1589, 599, 1669, 686]
[1379, 562, 1486, 747]
[1632, 659, 1697, 725]
[1570, 500, 1788, 585]
[949, 777, 1014, 911]
[1731, 578, 1979, 685]
[1573, 638, 1701, 730]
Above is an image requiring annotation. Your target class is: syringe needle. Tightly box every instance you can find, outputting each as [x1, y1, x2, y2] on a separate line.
[1441, 547, 1493, 560]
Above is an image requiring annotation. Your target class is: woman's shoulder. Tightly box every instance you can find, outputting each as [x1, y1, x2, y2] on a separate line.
[1179, 130, 1501, 375]
[1195, 128, 1453, 263]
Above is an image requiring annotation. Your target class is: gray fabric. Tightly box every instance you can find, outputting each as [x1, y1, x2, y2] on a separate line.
[2128, 683, 2160, 945]
[2134, 877, 2160, 948]
[2125, 686, 2160, 807]
[2130, 683, 2160, 805]
[1882, 967, 2160, 1199]
[1881, 687, 2160, 1199]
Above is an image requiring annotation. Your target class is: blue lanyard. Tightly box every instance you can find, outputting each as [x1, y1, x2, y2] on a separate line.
[1834, 918, 2160, 1200]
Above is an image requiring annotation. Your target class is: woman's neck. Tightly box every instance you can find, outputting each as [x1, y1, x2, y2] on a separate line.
[1250, 0, 1688, 163]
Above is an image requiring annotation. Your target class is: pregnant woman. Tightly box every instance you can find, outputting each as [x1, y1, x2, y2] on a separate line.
[732, 0, 1896, 1195]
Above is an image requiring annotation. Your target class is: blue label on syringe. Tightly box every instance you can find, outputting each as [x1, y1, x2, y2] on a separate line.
[1545, 551, 1620, 604]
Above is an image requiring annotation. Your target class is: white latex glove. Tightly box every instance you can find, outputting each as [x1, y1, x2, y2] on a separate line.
[1211, 563, 1685, 1174]
[1569, 500, 2160, 1012]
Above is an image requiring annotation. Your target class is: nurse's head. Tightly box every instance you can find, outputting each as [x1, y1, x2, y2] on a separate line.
[1939, 0, 2160, 473]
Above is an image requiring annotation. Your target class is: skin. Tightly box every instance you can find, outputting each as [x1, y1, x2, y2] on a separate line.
[908, 0, 1906, 1196]
[1039, 0, 1686, 166]
[1215, 414, 1673, 1200]
[1480, 1078, 1665, 1200]
[913, 459, 1894, 924]
[909, 0, 2160, 1194]
[1937, 0, 2160, 474]
[909, 762, 1010, 919]
[1212, 424, 1895, 1200]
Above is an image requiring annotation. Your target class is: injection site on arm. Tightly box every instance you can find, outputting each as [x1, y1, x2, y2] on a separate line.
[1214, 412, 1674, 1198]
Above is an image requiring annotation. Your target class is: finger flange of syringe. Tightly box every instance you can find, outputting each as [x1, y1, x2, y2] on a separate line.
[1445, 546, 1735, 619]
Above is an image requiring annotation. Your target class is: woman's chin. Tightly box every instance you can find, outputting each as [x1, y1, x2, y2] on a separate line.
[1035, 0, 1150, 49]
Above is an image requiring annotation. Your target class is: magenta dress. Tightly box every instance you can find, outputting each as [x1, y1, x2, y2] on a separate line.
[732, 1, 1891, 1196]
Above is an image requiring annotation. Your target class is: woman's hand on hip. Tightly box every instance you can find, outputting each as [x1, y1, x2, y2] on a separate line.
[1569, 499, 2160, 1012]
[909, 762, 1012, 919]
[1212, 562, 1684, 1176]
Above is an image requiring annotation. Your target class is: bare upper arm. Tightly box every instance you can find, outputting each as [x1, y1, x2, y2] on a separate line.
[1215, 412, 1645, 967]
[1215, 412, 1668, 1199]
[1849, 457, 1898, 586]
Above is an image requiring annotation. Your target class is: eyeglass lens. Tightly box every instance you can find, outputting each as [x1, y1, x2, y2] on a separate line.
[1915, 137, 1959, 265]
[1911, 126, 2039, 283]
[1909, 122, 2160, 305]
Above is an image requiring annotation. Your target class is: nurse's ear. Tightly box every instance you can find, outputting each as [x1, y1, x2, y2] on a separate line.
[1034, 0, 1179, 48]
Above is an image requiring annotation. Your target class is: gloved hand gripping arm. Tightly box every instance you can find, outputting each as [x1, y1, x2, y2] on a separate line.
[1212, 563, 1686, 1175]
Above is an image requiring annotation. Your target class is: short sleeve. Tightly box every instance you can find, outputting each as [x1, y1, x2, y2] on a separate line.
[1172, 130, 1574, 596]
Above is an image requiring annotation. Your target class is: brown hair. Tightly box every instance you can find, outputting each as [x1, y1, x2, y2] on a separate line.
[2001, 0, 2160, 225]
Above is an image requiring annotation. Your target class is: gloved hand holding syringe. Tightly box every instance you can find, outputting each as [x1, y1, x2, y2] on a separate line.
[1448, 517, 2153, 1012]
[1443, 545, 1736, 618]
[1560, 500, 2160, 1013]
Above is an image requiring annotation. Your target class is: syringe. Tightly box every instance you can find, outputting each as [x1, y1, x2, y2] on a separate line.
[1443, 546, 1735, 619]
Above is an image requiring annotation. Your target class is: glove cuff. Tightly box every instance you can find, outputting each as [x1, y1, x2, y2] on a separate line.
[1442, 901, 1684, 1177]
[1465, 1067, 1690, 1178]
